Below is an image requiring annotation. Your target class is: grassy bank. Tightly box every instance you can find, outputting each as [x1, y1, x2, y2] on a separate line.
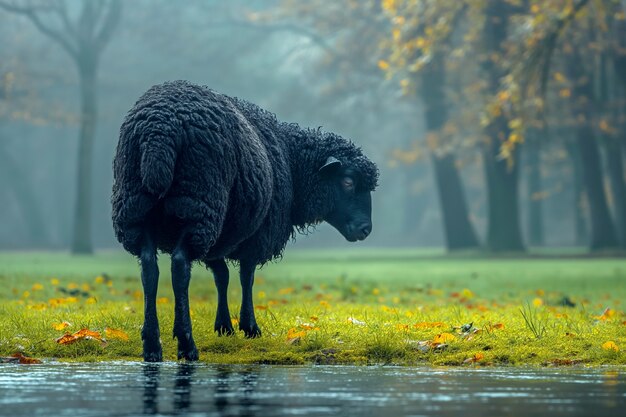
[0, 250, 624, 366]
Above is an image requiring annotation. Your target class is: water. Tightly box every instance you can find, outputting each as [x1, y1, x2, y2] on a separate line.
[0, 362, 624, 417]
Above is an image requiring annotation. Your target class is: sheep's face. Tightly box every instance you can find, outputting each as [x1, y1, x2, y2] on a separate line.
[319, 157, 373, 242]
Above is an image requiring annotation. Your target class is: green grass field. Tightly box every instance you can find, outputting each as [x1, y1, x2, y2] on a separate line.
[0, 249, 624, 366]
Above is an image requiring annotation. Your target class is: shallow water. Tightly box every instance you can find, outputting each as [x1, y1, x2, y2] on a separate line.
[0, 362, 624, 417]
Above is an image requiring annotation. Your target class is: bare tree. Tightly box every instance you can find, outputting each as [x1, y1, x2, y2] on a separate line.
[0, 0, 122, 253]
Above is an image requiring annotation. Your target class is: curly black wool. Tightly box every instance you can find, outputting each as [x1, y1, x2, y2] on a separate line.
[111, 80, 378, 265]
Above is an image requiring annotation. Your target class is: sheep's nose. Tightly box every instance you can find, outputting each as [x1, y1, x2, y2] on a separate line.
[358, 222, 372, 239]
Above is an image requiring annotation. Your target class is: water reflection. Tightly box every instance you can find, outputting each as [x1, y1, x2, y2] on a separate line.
[173, 363, 195, 413]
[215, 365, 260, 416]
[141, 363, 261, 416]
[142, 364, 160, 415]
[0, 363, 623, 417]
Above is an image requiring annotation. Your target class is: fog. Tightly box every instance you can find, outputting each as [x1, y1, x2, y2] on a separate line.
[1, 0, 624, 253]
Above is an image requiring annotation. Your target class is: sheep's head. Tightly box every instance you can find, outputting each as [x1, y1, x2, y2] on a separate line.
[319, 156, 376, 242]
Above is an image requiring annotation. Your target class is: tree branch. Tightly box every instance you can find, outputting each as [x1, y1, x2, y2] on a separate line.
[0, 0, 77, 59]
[94, 0, 122, 51]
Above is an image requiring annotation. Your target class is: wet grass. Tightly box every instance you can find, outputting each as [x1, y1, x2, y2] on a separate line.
[0, 250, 624, 366]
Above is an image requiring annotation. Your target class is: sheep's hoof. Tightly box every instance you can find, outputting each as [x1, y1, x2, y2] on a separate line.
[240, 324, 262, 339]
[214, 323, 235, 336]
[176, 334, 199, 361]
[178, 346, 199, 361]
[143, 346, 163, 363]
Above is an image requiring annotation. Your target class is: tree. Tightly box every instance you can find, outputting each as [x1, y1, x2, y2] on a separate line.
[0, 0, 122, 253]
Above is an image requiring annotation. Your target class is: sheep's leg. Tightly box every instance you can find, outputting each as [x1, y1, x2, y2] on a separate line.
[239, 260, 261, 338]
[171, 236, 199, 361]
[208, 259, 234, 335]
[140, 234, 162, 362]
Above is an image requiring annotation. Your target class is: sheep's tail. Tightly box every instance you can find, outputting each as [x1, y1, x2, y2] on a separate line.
[140, 130, 178, 198]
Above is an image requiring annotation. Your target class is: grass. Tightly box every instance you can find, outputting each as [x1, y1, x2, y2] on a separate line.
[0, 249, 624, 366]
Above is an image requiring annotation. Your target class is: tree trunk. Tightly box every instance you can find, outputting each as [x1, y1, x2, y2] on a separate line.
[430, 154, 480, 249]
[566, 51, 618, 250]
[480, 1, 525, 252]
[420, 58, 480, 251]
[576, 127, 618, 249]
[71, 54, 98, 254]
[525, 133, 544, 246]
[567, 141, 589, 246]
[482, 126, 525, 252]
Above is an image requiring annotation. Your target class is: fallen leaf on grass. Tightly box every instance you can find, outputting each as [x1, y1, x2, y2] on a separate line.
[433, 333, 455, 344]
[105, 328, 129, 341]
[287, 336, 301, 345]
[287, 328, 307, 339]
[0, 353, 42, 364]
[595, 308, 615, 321]
[56, 328, 107, 346]
[602, 341, 619, 352]
[52, 321, 71, 331]
[410, 340, 449, 353]
[463, 352, 484, 364]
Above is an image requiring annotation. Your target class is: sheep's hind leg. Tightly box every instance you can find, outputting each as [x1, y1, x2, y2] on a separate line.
[239, 260, 261, 338]
[208, 259, 234, 335]
[140, 234, 162, 362]
[171, 235, 199, 361]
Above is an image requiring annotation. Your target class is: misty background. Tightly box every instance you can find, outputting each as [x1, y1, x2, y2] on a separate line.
[0, 0, 624, 253]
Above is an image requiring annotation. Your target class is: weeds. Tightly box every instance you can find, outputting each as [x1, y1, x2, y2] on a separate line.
[519, 302, 547, 339]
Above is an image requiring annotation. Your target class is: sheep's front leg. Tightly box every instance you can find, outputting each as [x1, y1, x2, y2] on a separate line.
[140, 235, 162, 362]
[171, 241, 198, 361]
[239, 261, 261, 338]
[208, 259, 234, 335]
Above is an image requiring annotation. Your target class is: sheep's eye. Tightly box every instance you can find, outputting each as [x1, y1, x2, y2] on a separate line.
[342, 177, 354, 190]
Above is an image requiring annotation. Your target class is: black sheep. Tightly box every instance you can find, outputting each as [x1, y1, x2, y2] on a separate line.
[111, 80, 378, 362]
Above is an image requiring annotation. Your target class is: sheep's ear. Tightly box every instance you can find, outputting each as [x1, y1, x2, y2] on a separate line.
[319, 156, 342, 177]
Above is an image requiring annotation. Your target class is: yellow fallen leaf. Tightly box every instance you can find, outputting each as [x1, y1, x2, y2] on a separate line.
[4, 353, 42, 364]
[602, 341, 619, 352]
[287, 328, 307, 339]
[105, 328, 129, 341]
[56, 328, 106, 346]
[464, 352, 485, 363]
[433, 333, 455, 344]
[595, 307, 615, 321]
[52, 321, 71, 331]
